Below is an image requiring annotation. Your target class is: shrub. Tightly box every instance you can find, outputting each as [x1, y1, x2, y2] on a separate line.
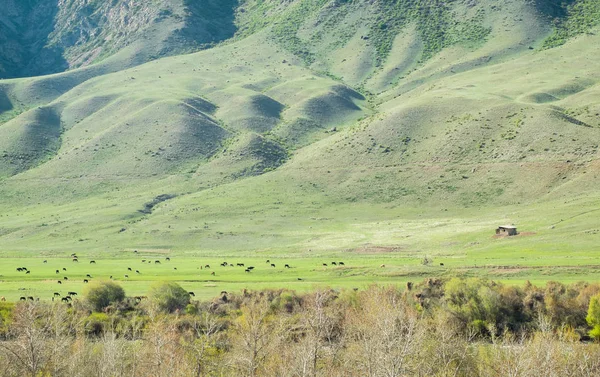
[84, 281, 126, 312]
[148, 281, 190, 313]
[586, 293, 600, 341]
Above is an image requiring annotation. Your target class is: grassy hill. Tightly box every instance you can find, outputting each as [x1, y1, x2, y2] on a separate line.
[0, 0, 599, 292]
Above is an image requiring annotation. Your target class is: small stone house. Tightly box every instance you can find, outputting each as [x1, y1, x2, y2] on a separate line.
[496, 225, 517, 236]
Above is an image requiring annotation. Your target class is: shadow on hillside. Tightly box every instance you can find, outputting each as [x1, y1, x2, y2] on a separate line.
[180, 0, 239, 48]
[532, 0, 575, 19]
[0, 0, 68, 79]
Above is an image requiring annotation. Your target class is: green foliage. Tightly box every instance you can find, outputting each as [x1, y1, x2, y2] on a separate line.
[149, 281, 191, 313]
[586, 293, 600, 340]
[84, 281, 126, 312]
[0, 302, 14, 338]
[83, 312, 111, 336]
[543, 0, 600, 48]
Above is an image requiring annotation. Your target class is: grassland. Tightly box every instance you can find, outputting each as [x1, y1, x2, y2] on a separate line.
[1, 0, 600, 301]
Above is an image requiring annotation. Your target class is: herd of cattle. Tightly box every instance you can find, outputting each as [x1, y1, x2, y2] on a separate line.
[1, 253, 348, 302]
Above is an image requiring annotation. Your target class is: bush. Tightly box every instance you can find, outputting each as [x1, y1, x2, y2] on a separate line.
[148, 281, 190, 313]
[84, 281, 126, 312]
[586, 293, 600, 341]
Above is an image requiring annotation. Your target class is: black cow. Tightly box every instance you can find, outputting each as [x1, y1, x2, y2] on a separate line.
[83, 279, 89, 283]
[86, 274, 92, 278]
[57, 281, 62, 284]
[285, 264, 290, 268]
[166, 257, 170, 261]
[68, 292, 77, 296]
[155, 260, 161, 264]
[61, 297, 70, 303]
[63, 277, 68, 280]
[56, 270, 59, 274]
[247, 266, 255, 270]
[26, 271, 31, 274]
[136, 270, 140, 274]
[322, 263, 328, 267]
[128, 267, 132, 271]
[189, 292, 195, 297]
[266, 260, 270, 263]
[16, 268, 22, 272]
[339, 262, 345, 266]
[72, 258, 78, 262]
[204, 265, 210, 269]
[271, 264, 276, 268]
[297, 278, 303, 281]
[62, 268, 67, 271]
[440, 263, 445, 266]
[19, 297, 26, 301]
[331, 262, 337, 266]
[124, 275, 129, 278]
[173, 267, 177, 270]
[142, 259, 146, 263]
[27, 296, 34, 301]
[53, 292, 61, 297]
[237, 263, 245, 267]
[245, 269, 251, 273]
[43, 260, 47, 264]
[90, 261, 96, 264]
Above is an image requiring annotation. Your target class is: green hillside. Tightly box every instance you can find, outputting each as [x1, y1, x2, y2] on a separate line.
[0, 0, 599, 288]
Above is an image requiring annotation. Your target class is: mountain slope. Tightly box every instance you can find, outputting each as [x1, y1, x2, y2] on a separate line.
[0, 0, 599, 254]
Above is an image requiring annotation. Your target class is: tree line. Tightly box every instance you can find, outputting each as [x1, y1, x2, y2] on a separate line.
[0, 278, 600, 376]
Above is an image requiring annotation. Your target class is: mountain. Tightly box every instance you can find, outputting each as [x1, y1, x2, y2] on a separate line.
[0, 0, 599, 254]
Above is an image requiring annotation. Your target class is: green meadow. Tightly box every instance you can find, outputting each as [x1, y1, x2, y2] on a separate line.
[1, 0, 600, 301]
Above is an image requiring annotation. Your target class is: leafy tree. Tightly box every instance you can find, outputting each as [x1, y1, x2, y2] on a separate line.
[586, 293, 600, 341]
[148, 281, 190, 313]
[84, 281, 125, 312]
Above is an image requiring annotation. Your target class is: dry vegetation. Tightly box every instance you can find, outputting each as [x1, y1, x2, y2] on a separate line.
[1, 279, 600, 376]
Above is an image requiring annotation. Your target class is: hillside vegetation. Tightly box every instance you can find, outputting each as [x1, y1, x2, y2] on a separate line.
[0, 0, 599, 269]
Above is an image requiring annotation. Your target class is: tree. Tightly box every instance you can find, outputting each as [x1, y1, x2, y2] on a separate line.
[586, 293, 600, 341]
[148, 281, 190, 313]
[84, 280, 126, 312]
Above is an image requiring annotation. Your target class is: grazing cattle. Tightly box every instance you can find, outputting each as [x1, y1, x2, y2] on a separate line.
[245, 269, 250, 273]
[155, 260, 161, 264]
[56, 270, 60, 274]
[61, 297, 70, 303]
[220, 262, 227, 267]
[86, 274, 92, 278]
[229, 264, 234, 267]
[19, 297, 26, 301]
[331, 262, 337, 266]
[53, 292, 61, 297]
[271, 264, 276, 268]
[406, 282, 413, 291]
[339, 262, 345, 266]
[247, 266, 255, 270]
[142, 259, 146, 263]
[285, 264, 290, 268]
[62, 268, 67, 271]
[174, 267, 177, 270]
[322, 263, 328, 267]
[440, 263, 444, 266]
[134, 250, 138, 253]
[297, 278, 303, 281]
[26, 271, 30, 274]
[68, 292, 77, 296]
[136, 270, 140, 274]
[16, 268, 22, 272]
[237, 263, 244, 267]
[127, 267, 132, 271]
[211, 272, 215, 276]
[189, 292, 195, 297]
[64, 277, 68, 280]
[73, 258, 78, 262]
[221, 291, 228, 295]
[110, 276, 113, 279]
[124, 275, 129, 278]
[71, 253, 76, 257]
[58, 281, 62, 284]
[43, 260, 47, 264]
[83, 279, 89, 283]
[204, 265, 210, 269]
[166, 257, 170, 261]
[266, 260, 270, 263]
[27, 296, 34, 301]
[90, 261, 96, 264]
